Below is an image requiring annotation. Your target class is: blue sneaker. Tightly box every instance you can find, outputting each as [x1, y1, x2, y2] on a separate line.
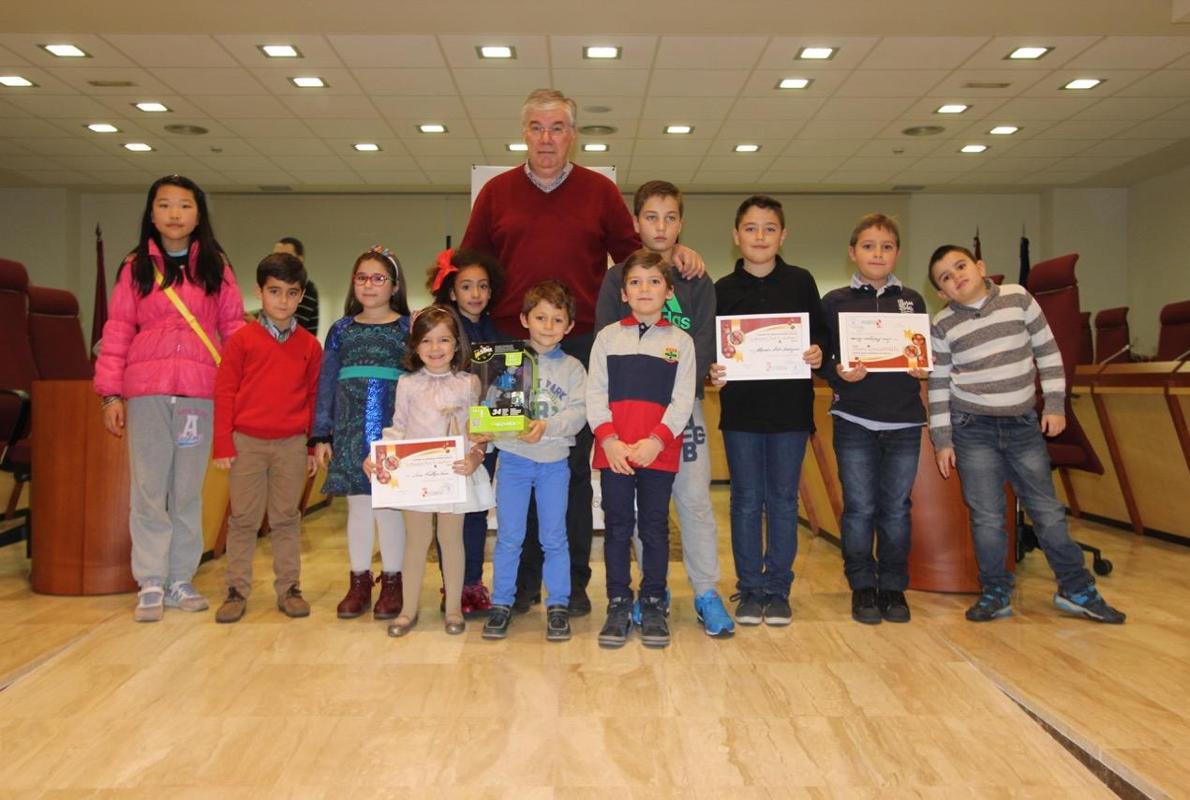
[1054, 586, 1126, 624]
[693, 590, 735, 638]
[965, 588, 1012, 622]
[631, 588, 670, 627]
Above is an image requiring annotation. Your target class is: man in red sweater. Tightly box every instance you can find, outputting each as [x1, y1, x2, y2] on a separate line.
[461, 88, 704, 616]
[212, 252, 322, 623]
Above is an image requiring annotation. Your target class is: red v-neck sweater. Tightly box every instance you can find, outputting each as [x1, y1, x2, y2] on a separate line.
[461, 164, 640, 338]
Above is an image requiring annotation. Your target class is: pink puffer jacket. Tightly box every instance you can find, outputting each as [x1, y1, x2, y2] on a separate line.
[93, 240, 245, 399]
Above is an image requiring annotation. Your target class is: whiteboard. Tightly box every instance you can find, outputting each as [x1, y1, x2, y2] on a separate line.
[470, 164, 617, 207]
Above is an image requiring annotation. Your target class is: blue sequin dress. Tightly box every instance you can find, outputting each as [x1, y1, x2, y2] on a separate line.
[311, 315, 409, 496]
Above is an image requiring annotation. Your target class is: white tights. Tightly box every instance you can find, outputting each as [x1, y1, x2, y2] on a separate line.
[345, 494, 406, 573]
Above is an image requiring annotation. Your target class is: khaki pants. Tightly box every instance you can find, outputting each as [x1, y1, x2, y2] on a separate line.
[224, 433, 308, 599]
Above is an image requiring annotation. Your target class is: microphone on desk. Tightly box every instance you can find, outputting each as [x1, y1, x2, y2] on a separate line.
[1174, 346, 1190, 363]
[1098, 344, 1131, 365]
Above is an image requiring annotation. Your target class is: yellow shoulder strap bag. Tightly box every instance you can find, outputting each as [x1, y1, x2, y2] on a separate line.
[154, 268, 222, 366]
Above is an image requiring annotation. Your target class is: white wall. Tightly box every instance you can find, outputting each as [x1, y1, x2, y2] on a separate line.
[4, 179, 1182, 355]
[1041, 187, 1129, 340]
[1127, 163, 1190, 354]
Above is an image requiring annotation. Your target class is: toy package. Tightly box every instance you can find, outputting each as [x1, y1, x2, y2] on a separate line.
[468, 340, 536, 436]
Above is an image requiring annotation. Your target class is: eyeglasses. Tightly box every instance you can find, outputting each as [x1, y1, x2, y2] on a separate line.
[354, 273, 391, 286]
[525, 123, 572, 139]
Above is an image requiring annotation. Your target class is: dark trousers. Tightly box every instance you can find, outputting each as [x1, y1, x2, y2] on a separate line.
[516, 332, 595, 596]
[600, 467, 675, 601]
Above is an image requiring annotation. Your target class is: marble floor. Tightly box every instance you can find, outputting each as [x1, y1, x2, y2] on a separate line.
[0, 487, 1184, 798]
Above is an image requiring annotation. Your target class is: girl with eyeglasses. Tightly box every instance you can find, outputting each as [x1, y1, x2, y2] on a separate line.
[311, 247, 412, 622]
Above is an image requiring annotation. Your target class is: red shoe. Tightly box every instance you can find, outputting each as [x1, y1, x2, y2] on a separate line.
[462, 581, 492, 617]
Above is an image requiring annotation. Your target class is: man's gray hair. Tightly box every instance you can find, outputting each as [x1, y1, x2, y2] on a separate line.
[521, 88, 577, 128]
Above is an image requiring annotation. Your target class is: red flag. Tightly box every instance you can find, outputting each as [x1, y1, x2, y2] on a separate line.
[90, 224, 107, 357]
[973, 226, 982, 261]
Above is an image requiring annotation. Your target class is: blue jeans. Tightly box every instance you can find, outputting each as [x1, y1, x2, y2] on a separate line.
[722, 430, 810, 598]
[601, 468, 675, 602]
[832, 418, 922, 592]
[952, 411, 1092, 595]
[491, 452, 571, 608]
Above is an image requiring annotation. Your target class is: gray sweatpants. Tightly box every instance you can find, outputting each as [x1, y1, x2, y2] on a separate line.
[633, 400, 721, 595]
[126, 395, 212, 587]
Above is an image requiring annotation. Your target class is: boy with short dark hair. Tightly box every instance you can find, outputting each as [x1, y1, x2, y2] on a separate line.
[927, 244, 1124, 624]
[595, 180, 733, 637]
[588, 249, 696, 648]
[213, 252, 322, 623]
[483, 280, 587, 642]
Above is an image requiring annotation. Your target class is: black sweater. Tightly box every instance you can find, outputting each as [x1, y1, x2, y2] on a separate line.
[819, 281, 927, 425]
[714, 256, 827, 433]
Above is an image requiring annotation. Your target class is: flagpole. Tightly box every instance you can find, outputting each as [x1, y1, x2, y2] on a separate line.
[90, 223, 108, 358]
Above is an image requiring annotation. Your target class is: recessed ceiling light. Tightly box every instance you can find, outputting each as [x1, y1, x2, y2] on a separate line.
[353, 143, 381, 152]
[734, 144, 761, 153]
[1063, 78, 1102, 90]
[989, 125, 1020, 135]
[507, 143, 528, 152]
[123, 143, 153, 152]
[902, 125, 946, 136]
[960, 144, 988, 153]
[164, 124, 208, 136]
[478, 45, 515, 59]
[777, 78, 813, 90]
[290, 76, 326, 88]
[259, 44, 301, 58]
[936, 104, 969, 114]
[797, 47, 836, 60]
[1007, 46, 1051, 60]
[665, 125, 693, 135]
[583, 143, 608, 152]
[87, 123, 119, 133]
[42, 44, 88, 58]
[135, 102, 170, 112]
[418, 123, 447, 134]
[584, 46, 621, 60]
[0, 76, 36, 88]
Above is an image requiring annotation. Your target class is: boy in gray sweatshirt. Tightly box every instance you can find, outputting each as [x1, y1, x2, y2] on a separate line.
[483, 280, 588, 642]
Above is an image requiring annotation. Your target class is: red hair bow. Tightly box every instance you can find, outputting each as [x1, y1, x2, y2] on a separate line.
[430, 248, 458, 292]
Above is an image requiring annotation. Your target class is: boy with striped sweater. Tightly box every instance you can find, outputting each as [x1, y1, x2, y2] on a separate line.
[588, 249, 696, 648]
[927, 245, 1124, 624]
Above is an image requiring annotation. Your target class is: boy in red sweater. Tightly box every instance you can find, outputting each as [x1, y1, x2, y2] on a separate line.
[213, 252, 322, 622]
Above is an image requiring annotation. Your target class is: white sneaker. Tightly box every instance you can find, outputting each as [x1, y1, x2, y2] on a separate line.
[134, 584, 165, 622]
[165, 581, 209, 612]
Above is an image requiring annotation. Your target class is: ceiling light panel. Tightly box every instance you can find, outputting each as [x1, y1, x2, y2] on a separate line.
[134, 102, 170, 112]
[936, 104, 970, 114]
[1063, 78, 1102, 90]
[478, 45, 515, 59]
[42, 44, 88, 58]
[797, 47, 836, 60]
[1008, 46, 1051, 60]
[353, 143, 380, 151]
[777, 78, 812, 90]
[259, 44, 301, 58]
[290, 76, 326, 88]
[960, 144, 988, 153]
[0, 76, 36, 87]
[989, 125, 1020, 135]
[734, 144, 761, 152]
[418, 123, 448, 133]
[124, 142, 153, 152]
[665, 125, 693, 135]
[584, 46, 620, 59]
[583, 143, 608, 152]
[87, 123, 119, 133]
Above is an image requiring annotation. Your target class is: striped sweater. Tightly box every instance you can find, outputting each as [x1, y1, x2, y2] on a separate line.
[927, 281, 1065, 449]
[586, 316, 696, 473]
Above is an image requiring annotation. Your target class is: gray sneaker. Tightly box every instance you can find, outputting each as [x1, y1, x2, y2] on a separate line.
[165, 581, 209, 612]
[134, 583, 165, 622]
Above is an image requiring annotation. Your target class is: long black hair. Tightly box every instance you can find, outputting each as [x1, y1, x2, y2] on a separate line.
[124, 175, 228, 297]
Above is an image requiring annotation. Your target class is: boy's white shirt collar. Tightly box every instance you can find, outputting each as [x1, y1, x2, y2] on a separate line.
[850, 272, 903, 296]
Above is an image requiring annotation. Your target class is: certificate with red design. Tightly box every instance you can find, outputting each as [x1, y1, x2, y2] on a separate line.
[370, 436, 465, 509]
[715, 313, 811, 381]
[838, 312, 933, 373]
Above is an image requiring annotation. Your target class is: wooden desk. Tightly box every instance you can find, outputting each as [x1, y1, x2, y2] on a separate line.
[30, 380, 232, 596]
[1064, 362, 1190, 537]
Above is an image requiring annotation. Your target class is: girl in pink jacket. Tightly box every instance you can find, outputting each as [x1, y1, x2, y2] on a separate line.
[94, 175, 245, 622]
